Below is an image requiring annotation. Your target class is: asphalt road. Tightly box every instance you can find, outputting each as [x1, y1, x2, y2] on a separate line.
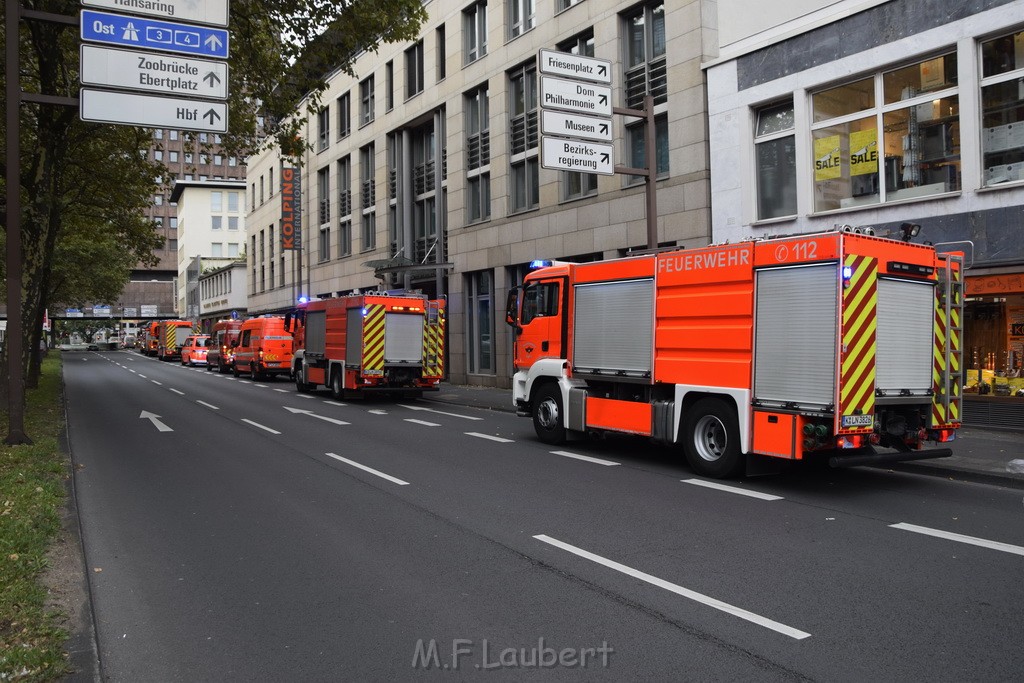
[65, 350, 1024, 681]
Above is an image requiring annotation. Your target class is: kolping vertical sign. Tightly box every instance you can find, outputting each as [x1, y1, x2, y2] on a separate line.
[281, 168, 302, 250]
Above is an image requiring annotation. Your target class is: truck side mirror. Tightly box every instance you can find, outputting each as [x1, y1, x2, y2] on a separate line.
[505, 288, 520, 329]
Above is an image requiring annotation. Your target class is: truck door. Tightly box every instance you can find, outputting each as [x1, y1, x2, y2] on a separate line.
[514, 278, 566, 370]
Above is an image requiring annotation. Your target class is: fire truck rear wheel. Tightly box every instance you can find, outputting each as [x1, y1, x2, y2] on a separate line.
[232, 363, 241, 377]
[682, 398, 743, 478]
[330, 370, 344, 399]
[251, 363, 262, 382]
[532, 384, 566, 445]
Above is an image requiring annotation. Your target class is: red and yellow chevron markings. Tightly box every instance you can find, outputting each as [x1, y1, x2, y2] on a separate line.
[422, 304, 445, 378]
[932, 270, 962, 425]
[839, 255, 878, 433]
[361, 304, 386, 376]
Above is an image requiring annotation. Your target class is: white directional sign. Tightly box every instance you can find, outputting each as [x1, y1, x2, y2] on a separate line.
[542, 109, 612, 142]
[540, 75, 612, 117]
[541, 137, 614, 176]
[81, 45, 228, 99]
[82, 0, 229, 27]
[81, 88, 227, 132]
[538, 48, 612, 84]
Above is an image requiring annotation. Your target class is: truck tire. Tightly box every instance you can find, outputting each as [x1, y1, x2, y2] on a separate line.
[330, 369, 343, 399]
[532, 383, 566, 445]
[295, 364, 314, 393]
[682, 398, 743, 478]
[251, 362, 262, 382]
[232, 362, 241, 377]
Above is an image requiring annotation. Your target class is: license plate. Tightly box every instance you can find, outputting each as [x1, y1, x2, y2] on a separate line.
[842, 414, 874, 428]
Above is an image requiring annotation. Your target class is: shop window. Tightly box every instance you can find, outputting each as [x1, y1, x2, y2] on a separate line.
[811, 53, 960, 212]
[466, 270, 495, 373]
[980, 30, 1024, 186]
[754, 101, 797, 219]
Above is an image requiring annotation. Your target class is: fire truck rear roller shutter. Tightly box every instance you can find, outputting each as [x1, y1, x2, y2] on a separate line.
[305, 311, 327, 356]
[754, 264, 838, 409]
[384, 313, 425, 364]
[573, 279, 653, 376]
[876, 278, 934, 396]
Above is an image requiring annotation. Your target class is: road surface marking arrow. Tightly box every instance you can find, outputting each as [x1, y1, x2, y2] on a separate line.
[398, 404, 484, 421]
[325, 453, 409, 486]
[283, 406, 349, 426]
[140, 411, 172, 432]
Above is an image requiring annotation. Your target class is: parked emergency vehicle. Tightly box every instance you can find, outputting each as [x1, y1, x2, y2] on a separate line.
[506, 229, 964, 478]
[142, 321, 160, 356]
[180, 334, 211, 366]
[232, 316, 293, 380]
[156, 320, 194, 361]
[289, 292, 445, 399]
[207, 319, 243, 373]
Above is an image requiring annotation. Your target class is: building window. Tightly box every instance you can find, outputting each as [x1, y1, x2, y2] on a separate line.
[260, 176, 265, 205]
[154, 194, 163, 205]
[385, 61, 395, 111]
[154, 129, 163, 139]
[228, 216, 239, 231]
[508, 0, 535, 40]
[212, 216, 223, 230]
[338, 156, 352, 256]
[214, 154, 223, 165]
[360, 75, 375, 126]
[317, 106, 330, 151]
[557, 0, 584, 12]
[228, 191, 239, 212]
[211, 191, 223, 212]
[406, 41, 425, 99]
[981, 30, 1024, 187]
[251, 182, 256, 210]
[168, 130, 178, 140]
[436, 25, 446, 81]
[169, 151, 179, 163]
[361, 143, 376, 251]
[229, 156, 237, 167]
[337, 92, 351, 139]
[200, 153, 209, 164]
[169, 238, 177, 251]
[464, 1, 487, 64]
[509, 63, 539, 212]
[623, 2, 666, 109]
[200, 133, 208, 143]
[810, 53, 959, 212]
[558, 30, 598, 200]
[626, 114, 669, 183]
[153, 216, 164, 228]
[211, 243, 223, 257]
[154, 150, 163, 161]
[754, 101, 797, 219]
[169, 217, 177, 229]
[466, 270, 494, 373]
[228, 243, 239, 258]
[466, 85, 491, 222]
[318, 165, 331, 240]
[319, 223, 331, 262]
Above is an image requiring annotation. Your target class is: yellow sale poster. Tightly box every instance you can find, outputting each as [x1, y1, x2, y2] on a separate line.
[814, 135, 841, 181]
[849, 129, 878, 176]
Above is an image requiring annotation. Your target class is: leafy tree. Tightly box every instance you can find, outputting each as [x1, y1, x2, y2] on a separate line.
[2, 0, 427, 439]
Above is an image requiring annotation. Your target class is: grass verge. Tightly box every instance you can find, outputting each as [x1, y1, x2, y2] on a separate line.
[0, 353, 72, 680]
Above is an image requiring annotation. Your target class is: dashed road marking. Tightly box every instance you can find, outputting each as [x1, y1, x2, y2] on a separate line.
[681, 479, 783, 501]
[325, 452, 410, 486]
[890, 522, 1024, 557]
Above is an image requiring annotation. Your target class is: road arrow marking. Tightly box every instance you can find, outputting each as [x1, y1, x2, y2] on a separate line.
[140, 410, 173, 432]
[398, 404, 484, 421]
[283, 406, 350, 426]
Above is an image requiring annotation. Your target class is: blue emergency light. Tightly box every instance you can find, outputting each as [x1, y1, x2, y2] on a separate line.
[529, 259, 553, 270]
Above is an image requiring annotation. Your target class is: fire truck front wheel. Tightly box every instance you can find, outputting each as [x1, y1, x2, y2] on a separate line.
[330, 370, 344, 399]
[532, 384, 566, 445]
[682, 398, 743, 478]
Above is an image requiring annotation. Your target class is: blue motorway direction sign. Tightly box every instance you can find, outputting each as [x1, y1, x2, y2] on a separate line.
[81, 10, 229, 59]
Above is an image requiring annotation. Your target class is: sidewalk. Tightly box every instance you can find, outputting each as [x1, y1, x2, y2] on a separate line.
[427, 384, 1024, 489]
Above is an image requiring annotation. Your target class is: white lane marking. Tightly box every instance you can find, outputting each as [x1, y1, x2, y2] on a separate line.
[274, 388, 289, 393]
[226, 377, 237, 381]
[325, 452, 409, 486]
[196, 400, 219, 410]
[323, 400, 347, 407]
[139, 411, 173, 433]
[368, 409, 388, 415]
[405, 419, 440, 427]
[681, 479, 783, 501]
[168, 388, 185, 396]
[297, 394, 316, 400]
[239, 380, 252, 384]
[466, 432, 514, 443]
[242, 419, 281, 435]
[129, 369, 137, 374]
[255, 384, 269, 388]
[534, 535, 811, 640]
[151, 380, 162, 386]
[551, 450, 620, 467]
[138, 374, 147, 379]
[399, 404, 484, 421]
[890, 523, 1024, 557]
